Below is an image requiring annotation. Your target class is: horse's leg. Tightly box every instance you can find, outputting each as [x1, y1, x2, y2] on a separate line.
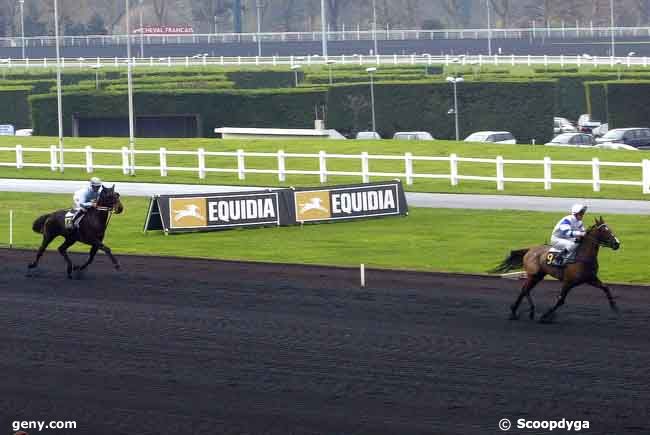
[524, 274, 545, 320]
[57, 238, 76, 278]
[76, 244, 100, 271]
[28, 232, 56, 269]
[98, 243, 120, 270]
[510, 273, 543, 320]
[588, 278, 619, 313]
[540, 282, 577, 323]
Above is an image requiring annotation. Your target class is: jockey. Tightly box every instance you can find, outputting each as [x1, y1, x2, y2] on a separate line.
[71, 177, 103, 228]
[550, 203, 587, 265]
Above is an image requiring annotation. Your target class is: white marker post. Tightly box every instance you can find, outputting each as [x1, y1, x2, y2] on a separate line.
[9, 210, 13, 248]
[360, 263, 366, 287]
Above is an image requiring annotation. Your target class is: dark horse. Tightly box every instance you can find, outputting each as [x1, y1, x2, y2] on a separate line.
[28, 185, 124, 278]
[492, 217, 620, 323]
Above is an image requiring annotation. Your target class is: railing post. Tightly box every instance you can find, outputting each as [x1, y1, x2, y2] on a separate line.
[450, 153, 458, 186]
[15, 145, 23, 169]
[643, 160, 650, 194]
[277, 150, 286, 182]
[85, 145, 93, 173]
[121, 147, 130, 175]
[237, 149, 246, 180]
[592, 157, 600, 192]
[319, 150, 327, 183]
[198, 147, 206, 179]
[544, 157, 552, 190]
[361, 151, 370, 183]
[496, 156, 504, 191]
[159, 147, 167, 177]
[404, 152, 413, 185]
[50, 145, 58, 171]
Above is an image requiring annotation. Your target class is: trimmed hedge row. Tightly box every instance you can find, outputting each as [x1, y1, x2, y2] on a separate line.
[593, 80, 650, 129]
[30, 88, 328, 137]
[0, 86, 32, 128]
[327, 79, 555, 142]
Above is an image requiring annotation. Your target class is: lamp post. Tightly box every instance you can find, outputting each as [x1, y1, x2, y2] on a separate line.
[256, 0, 262, 57]
[486, 0, 492, 56]
[291, 64, 302, 87]
[19, 0, 25, 59]
[126, 0, 136, 175]
[54, 0, 64, 172]
[326, 59, 336, 85]
[320, 0, 328, 59]
[372, 0, 378, 56]
[139, 0, 144, 58]
[446, 76, 464, 141]
[610, 0, 615, 58]
[366, 67, 377, 133]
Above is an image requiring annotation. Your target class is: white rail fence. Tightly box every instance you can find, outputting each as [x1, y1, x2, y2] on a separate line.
[1, 25, 650, 48]
[1, 145, 649, 194]
[2, 54, 650, 70]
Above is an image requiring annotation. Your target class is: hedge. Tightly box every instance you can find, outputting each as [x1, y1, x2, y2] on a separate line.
[0, 86, 32, 128]
[584, 82, 608, 123]
[326, 79, 556, 142]
[29, 88, 328, 137]
[598, 80, 650, 129]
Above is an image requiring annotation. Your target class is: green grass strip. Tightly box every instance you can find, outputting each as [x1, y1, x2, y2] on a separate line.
[0, 192, 648, 284]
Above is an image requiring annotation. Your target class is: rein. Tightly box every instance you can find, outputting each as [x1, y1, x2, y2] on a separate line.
[581, 224, 613, 247]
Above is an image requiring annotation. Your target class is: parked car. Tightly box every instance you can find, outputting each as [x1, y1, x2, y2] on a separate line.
[356, 131, 381, 140]
[591, 123, 608, 137]
[595, 128, 650, 149]
[545, 133, 596, 147]
[577, 114, 602, 134]
[554, 117, 577, 135]
[15, 128, 33, 136]
[464, 131, 516, 144]
[393, 131, 434, 140]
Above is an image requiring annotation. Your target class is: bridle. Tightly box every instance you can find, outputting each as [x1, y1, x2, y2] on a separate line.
[582, 223, 618, 248]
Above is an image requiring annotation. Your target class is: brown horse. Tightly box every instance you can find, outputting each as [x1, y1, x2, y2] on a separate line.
[28, 185, 124, 278]
[492, 217, 620, 323]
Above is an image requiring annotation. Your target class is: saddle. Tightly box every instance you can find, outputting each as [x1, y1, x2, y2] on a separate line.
[546, 248, 576, 267]
[64, 210, 84, 230]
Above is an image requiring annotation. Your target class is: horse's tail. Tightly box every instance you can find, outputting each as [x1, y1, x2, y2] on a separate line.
[489, 248, 529, 274]
[32, 213, 51, 234]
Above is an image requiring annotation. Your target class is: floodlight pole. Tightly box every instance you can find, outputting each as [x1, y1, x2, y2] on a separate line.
[320, 0, 328, 59]
[126, 0, 136, 175]
[54, 0, 64, 172]
[19, 0, 25, 59]
[610, 0, 615, 58]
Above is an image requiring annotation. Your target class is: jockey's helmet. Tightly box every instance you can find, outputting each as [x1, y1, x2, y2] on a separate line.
[571, 203, 587, 215]
[90, 177, 102, 190]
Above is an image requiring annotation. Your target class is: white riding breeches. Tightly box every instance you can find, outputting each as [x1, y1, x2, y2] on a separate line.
[550, 236, 578, 253]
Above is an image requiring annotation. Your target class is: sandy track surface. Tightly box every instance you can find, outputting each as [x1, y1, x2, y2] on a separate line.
[1, 248, 648, 435]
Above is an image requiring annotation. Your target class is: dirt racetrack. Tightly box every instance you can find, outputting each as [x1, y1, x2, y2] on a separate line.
[1, 248, 649, 435]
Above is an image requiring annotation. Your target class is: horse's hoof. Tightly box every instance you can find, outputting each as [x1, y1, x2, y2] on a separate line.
[73, 265, 80, 271]
[509, 311, 520, 320]
[27, 263, 37, 269]
[67, 274, 73, 280]
[610, 303, 620, 314]
[114, 264, 121, 270]
[529, 310, 536, 321]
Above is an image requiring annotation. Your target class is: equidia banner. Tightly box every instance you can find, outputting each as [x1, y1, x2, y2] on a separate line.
[144, 181, 408, 234]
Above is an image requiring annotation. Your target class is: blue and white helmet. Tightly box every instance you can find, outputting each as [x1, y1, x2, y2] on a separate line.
[571, 203, 587, 215]
[90, 177, 102, 188]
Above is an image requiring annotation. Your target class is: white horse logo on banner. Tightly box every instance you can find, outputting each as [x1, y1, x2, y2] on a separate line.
[173, 204, 205, 222]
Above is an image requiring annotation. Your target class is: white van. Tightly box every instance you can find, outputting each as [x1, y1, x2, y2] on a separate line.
[393, 131, 434, 140]
[464, 131, 516, 144]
